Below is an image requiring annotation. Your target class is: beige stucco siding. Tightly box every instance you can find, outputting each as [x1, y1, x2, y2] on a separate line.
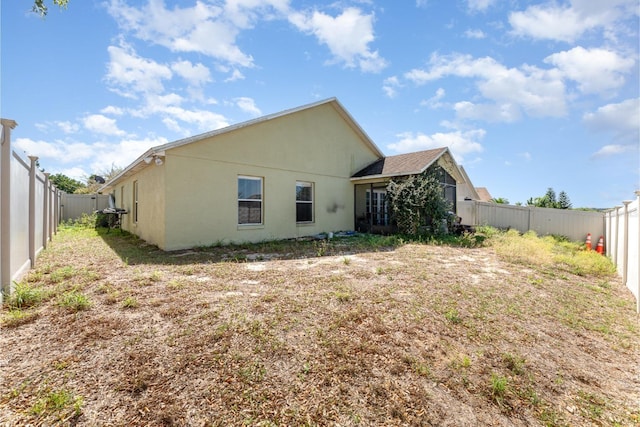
[117, 163, 166, 249]
[162, 103, 380, 250]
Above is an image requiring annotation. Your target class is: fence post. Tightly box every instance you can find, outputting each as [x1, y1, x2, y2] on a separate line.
[43, 172, 50, 249]
[606, 209, 612, 257]
[613, 205, 621, 265]
[621, 200, 631, 290]
[54, 189, 60, 234]
[1, 119, 18, 301]
[28, 156, 38, 268]
[636, 191, 640, 313]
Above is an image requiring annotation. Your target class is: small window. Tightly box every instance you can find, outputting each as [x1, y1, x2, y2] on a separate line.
[296, 181, 313, 223]
[238, 176, 263, 225]
[133, 181, 138, 223]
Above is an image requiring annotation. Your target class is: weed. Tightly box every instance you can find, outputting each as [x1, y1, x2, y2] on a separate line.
[50, 266, 75, 283]
[576, 390, 606, 421]
[121, 296, 139, 309]
[58, 290, 91, 312]
[1, 308, 39, 327]
[412, 361, 430, 377]
[490, 373, 508, 402]
[502, 353, 526, 375]
[6, 282, 43, 309]
[30, 388, 83, 418]
[445, 308, 462, 324]
[342, 256, 351, 265]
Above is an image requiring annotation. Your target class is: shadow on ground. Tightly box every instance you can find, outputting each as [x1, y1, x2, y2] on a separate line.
[96, 227, 402, 266]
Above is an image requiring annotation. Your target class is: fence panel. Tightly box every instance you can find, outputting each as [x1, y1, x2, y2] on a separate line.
[10, 152, 30, 280]
[61, 193, 109, 221]
[460, 201, 604, 242]
[1, 119, 61, 304]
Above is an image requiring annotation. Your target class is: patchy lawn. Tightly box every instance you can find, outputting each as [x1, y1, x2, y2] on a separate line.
[1, 226, 639, 426]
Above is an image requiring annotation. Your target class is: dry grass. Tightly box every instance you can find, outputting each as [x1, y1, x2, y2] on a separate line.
[1, 225, 639, 426]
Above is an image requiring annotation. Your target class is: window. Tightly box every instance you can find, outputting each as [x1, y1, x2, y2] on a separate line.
[366, 189, 389, 226]
[238, 176, 263, 224]
[296, 181, 313, 223]
[133, 181, 138, 223]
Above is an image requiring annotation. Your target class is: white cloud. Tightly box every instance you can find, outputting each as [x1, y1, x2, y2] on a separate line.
[14, 138, 95, 163]
[382, 76, 401, 98]
[55, 121, 79, 134]
[591, 144, 638, 158]
[464, 29, 486, 39]
[100, 106, 125, 116]
[420, 88, 446, 109]
[467, 0, 497, 12]
[583, 98, 640, 139]
[509, 0, 639, 43]
[171, 60, 212, 86]
[405, 53, 567, 121]
[106, 0, 255, 67]
[387, 129, 485, 163]
[83, 114, 127, 136]
[234, 97, 262, 116]
[57, 167, 88, 181]
[289, 7, 387, 72]
[90, 136, 169, 171]
[106, 42, 172, 96]
[544, 46, 635, 95]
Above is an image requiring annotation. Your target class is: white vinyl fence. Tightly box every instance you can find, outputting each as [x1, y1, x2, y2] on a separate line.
[458, 200, 604, 243]
[1, 119, 62, 304]
[605, 193, 640, 313]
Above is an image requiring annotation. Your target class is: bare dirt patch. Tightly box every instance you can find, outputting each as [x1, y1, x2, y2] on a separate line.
[1, 228, 639, 426]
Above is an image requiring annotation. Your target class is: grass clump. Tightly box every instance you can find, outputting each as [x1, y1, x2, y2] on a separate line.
[29, 388, 83, 420]
[1, 309, 40, 327]
[5, 282, 44, 309]
[58, 290, 91, 312]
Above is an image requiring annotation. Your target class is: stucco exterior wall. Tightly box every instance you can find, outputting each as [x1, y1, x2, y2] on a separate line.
[162, 103, 380, 250]
[117, 163, 166, 249]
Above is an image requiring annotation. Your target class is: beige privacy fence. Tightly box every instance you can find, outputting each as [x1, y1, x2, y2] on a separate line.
[1, 119, 62, 304]
[61, 193, 110, 221]
[457, 200, 604, 242]
[459, 196, 640, 312]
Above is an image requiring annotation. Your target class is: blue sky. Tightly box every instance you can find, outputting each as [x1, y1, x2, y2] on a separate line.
[2, 0, 638, 208]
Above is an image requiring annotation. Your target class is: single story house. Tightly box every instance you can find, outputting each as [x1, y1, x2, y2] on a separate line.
[99, 98, 477, 250]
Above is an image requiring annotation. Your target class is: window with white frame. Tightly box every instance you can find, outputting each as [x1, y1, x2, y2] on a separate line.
[133, 180, 139, 223]
[238, 176, 263, 225]
[296, 181, 313, 223]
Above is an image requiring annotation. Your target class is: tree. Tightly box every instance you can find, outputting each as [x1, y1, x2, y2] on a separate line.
[32, 0, 69, 16]
[49, 173, 86, 194]
[491, 197, 509, 204]
[386, 166, 451, 235]
[557, 191, 572, 209]
[526, 188, 572, 209]
[74, 164, 123, 194]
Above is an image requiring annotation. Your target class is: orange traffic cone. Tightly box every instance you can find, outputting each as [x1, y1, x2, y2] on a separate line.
[596, 236, 604, 255]
[585, 233, 592, 251]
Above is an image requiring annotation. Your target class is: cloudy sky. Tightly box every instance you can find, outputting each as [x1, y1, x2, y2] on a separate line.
[2, 0, 638, 207]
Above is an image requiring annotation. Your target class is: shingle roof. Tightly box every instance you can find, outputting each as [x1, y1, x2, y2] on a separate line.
[352, 147, 448, 178]
[475, 187, 493, 202]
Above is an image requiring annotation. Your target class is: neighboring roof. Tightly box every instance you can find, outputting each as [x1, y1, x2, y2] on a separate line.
[475, 187, 493, 202]
[352, 147, 453, 180]
[99, 98, 384, 192]
[457, 165, 481, 200]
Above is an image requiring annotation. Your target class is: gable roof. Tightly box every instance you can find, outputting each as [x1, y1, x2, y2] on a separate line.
[475, 187, 493, 202]
[100, 98, 384, 192]
[351, 147, 464, 182]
